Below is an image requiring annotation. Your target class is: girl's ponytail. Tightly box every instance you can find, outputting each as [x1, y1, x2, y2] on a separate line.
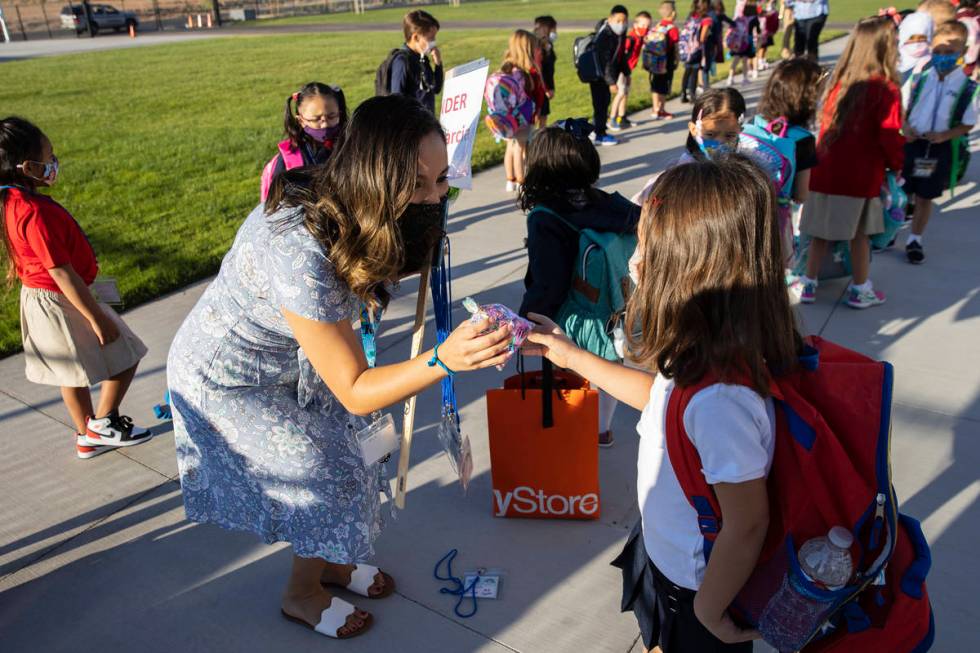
[0, 117, 46, 287]
[283, 92, 303, 148]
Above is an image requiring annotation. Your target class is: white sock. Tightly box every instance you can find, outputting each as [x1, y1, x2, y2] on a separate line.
[908, 233, 923, 245]
[852, 280, 873, 293]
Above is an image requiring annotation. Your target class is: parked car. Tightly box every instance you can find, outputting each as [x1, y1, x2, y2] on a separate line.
[60, 4, 138, 35]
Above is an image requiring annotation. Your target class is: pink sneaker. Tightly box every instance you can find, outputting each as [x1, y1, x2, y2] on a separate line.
[847, 286, 886, 309]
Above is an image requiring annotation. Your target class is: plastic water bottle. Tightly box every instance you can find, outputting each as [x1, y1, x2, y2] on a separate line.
[758, 527, 855, 652]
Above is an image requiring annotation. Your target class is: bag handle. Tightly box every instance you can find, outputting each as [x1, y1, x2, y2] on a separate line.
[516, 355, 557, 429]
[766, 115, 789, 138]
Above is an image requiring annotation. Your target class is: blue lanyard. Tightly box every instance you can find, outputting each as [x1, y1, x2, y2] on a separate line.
[429, 233, 458, 422]
[360, 302, 382, 368]
[434, 549, 480, 618]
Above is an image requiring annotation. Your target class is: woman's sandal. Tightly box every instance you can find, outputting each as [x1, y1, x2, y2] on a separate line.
[323, 564, 397, 600]
[280, 598, 373, 639]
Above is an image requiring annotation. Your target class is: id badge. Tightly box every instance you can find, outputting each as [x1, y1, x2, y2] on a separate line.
[912, 157, 938, 179]
[437, 415, 474, 492]
[356, 413, 400, 467]
[91, 278, 122, 306]
[463, 570, 502, 599]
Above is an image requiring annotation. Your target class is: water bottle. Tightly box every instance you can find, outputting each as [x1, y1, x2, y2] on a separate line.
[758, 527, 855, 652]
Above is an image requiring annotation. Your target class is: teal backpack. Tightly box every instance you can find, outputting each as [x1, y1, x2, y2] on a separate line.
[529, 207, 638, 362]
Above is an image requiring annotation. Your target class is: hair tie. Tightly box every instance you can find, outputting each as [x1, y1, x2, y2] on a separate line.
[291, 92, 300, 101]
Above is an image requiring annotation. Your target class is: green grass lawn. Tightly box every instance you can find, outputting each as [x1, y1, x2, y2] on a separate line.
[0, 24, 846, 356]
[255, 0, 915, 28]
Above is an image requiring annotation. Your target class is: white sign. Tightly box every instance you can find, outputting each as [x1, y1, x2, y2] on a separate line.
[440, 58, 489, 191]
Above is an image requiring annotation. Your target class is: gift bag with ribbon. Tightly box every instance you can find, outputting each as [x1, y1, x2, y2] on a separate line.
[486, 360, 601, 520]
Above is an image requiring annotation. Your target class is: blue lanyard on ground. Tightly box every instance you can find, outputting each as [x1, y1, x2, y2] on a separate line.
[429, 232, 458, 423]
[434, 549, 480, 618]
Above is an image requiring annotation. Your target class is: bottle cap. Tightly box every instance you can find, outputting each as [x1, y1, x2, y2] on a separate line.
[828, 526, 854, 549]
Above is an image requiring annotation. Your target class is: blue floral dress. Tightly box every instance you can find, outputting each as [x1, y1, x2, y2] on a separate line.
[167, 205, 385, 562]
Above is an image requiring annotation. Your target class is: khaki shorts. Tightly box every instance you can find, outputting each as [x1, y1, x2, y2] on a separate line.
[21, 286, 147, 387]
[800, 192, 884, 242]
[617, 72, 632, 94]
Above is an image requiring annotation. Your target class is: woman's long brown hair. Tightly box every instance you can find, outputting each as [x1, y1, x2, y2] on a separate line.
[278, 95, 444, 310]
[625, 156, 801, 396]
[820, 16, 899, 146]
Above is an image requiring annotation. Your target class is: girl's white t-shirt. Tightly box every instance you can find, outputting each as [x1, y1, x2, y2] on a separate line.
[637, 374, 776, 590]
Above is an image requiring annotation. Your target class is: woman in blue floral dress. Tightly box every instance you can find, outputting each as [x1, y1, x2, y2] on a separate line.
[167, 96, 513, 640]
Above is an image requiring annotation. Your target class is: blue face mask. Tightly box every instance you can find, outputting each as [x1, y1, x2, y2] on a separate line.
[696, 136, 737, 159]
[931, 53, 960, 75]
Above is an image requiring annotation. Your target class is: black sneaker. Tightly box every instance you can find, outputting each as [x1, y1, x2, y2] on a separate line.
[906, 241, 925, 264]
[681, 94, 691, 104]
[85, 410, 153, 447]
[620, 117, 633, 129]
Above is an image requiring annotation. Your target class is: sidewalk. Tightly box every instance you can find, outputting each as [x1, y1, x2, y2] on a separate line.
[0, 36, 977, 652]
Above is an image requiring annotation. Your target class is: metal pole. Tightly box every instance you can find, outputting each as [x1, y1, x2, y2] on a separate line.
[40, 0, 53, 38]
[14, 4, 26, 40]
[210, 0, 221, 26]
[0, 5, 11, 43]
[152, 0, 161, 30]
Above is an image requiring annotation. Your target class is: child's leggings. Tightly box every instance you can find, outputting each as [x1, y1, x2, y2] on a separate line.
[599, 389, 618, 434]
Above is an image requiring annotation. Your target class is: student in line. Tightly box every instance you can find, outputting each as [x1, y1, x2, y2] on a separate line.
[385, 10, 445, 114]
[648, 1, 680, 120]
[610, 11, 654, 132]
[526, 156, 795, 653]
[798, 17, 905, 308]
[901, 20, 978, 264]
[0, 117, 151, 459]
[533, 15, 559, 128]
[260, 82, 347, 203]
[518, 119, 641, 448]
[589, 4, 631, 146]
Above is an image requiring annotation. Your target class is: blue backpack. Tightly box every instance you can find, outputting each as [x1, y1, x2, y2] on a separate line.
[740, 115, 812, 264]
[529, 207, 638, 362]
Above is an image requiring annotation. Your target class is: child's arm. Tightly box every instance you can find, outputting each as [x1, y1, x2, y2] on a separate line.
[48, 264, 120, 345]
[524, 313, 654, 410]
[924, 123, 973, 143]
[792, 168, 811, 203]
[693, 477, 769, 643]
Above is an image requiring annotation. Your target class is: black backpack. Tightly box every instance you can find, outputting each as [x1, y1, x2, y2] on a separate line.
[375, 48, 408, 96]
[574, 22, 605, 83]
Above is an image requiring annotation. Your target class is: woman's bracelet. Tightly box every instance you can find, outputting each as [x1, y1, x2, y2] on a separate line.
[427, 343, 456, 377]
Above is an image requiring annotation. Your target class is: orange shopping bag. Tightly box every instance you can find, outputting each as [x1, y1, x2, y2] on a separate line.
[486, 361, 600, 520]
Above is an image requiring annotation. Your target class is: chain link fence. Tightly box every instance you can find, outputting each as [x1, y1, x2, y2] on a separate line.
[0, 0, 440, 41]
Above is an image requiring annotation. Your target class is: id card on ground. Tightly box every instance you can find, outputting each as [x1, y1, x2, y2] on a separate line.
[912, 157, 938, 179]
[356, 413, 401, 467]
[463, 573, 501, 599]
[91, 278, 123, 306]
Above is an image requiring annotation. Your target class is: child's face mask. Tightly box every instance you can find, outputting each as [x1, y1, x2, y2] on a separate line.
[549, 31, 558, 43]
[628, 246, 642, 286]
[931, 52, 961, 75]
[692, 114, 741, 159]
[18, 155, 59, 186]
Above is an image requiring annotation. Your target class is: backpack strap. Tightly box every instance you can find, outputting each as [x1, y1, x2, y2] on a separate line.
[948, 78, 977, 196]
[528, 206, 602, 303]
[277, 139, 305, 170]
[528, 205, 581, 232]
[664, 374, 726, 562]
[907, 66, 931, 117]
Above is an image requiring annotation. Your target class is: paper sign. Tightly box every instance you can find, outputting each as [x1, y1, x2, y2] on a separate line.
[440, 58, 490, 191]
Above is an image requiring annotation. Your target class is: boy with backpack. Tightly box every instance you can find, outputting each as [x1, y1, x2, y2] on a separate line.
[645, 1, 681, 119]
[902, 20, 978, 264]
[576, 5, 630, 146]
[533, 15, 559, 128]
[376, 10, 444, 114]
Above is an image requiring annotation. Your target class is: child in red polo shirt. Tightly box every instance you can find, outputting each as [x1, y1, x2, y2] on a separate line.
[798, 18, 905, 309]
[0, 117, 151, 459]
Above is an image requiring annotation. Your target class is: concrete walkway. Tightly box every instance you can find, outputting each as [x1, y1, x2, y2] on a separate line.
[0, 36, 977, 652]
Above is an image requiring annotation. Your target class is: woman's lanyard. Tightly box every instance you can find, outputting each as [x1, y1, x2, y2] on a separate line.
[430, 234, 458, 423]
[433, 549, 480, 618]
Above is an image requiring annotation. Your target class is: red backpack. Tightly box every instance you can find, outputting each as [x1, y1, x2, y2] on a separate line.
[666, 337, 934, 652]
[259, 139, 305, 203]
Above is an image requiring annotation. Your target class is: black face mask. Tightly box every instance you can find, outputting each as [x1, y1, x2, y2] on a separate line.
[397, 198, 447, 276]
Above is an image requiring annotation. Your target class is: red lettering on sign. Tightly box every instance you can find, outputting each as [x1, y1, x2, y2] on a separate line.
[442, 93, 469, 114]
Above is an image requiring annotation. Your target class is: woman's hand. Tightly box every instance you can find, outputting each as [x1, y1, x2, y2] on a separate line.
[90, 310, 121, 346]
[692, 604, 761, 645]
[436, 319, 513, 372]
[522, 313, 580, 369]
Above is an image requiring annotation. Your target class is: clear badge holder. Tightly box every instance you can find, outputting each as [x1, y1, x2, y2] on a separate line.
[912, 143, 938, 179]
[436, 409, 473, 493]
[462, 568, 506, 599]
[91, 277, 123, 306]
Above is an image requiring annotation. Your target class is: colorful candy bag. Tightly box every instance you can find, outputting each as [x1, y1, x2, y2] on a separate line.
[462, 297, 533, 364]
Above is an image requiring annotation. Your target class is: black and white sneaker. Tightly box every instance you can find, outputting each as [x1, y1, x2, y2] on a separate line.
[906, 241, 925, 264]
[85, 410, 152, 447]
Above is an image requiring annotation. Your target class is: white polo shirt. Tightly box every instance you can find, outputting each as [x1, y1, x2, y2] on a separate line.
[903, 66, 980, 135]
[636, 375, 776, 590]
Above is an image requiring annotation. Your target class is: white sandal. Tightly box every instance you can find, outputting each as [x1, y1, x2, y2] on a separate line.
[324, 564, 396, 599]
[280, 597, 372, 639]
